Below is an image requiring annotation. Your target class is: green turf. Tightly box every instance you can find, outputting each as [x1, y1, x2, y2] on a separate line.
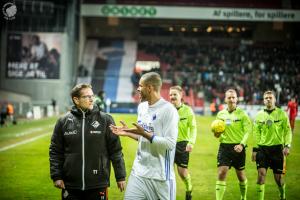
[0, 114, 299, 200]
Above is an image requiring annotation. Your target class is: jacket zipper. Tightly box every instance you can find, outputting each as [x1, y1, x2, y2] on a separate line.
[82, 111, 86, 190]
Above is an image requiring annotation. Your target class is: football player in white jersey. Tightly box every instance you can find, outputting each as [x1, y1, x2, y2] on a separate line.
[110, 72, 179, 200]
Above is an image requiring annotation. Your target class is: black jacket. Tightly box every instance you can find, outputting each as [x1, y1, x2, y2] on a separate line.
[49, 106, 126, 190]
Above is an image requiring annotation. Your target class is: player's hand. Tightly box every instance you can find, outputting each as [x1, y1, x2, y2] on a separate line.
[109, 121, 130, 137]
[117, 180, 126, 192]
[186, 144, 193, 152]
[234, 144, 243, 153]
[283, 147, 290, 156]
[124, 123, 145, 136]
[54, 180, 65, 189]
[252, 152, 257, 162]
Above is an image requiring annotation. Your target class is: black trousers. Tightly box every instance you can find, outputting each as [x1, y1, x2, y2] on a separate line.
[61, 188, 107, 200]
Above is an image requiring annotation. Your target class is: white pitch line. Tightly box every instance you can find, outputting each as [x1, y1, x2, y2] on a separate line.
[0, 132, 51, 152]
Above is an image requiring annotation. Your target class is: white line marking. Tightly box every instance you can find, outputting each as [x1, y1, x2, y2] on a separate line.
[1, 125, 53, 138]
[0, 132, 51, 152]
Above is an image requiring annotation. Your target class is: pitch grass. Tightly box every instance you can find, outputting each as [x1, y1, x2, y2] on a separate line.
[0, 115, 299, 199]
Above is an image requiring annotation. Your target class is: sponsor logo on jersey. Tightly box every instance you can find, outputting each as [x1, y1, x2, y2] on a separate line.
[90, 130, 102, 134]
[64, 130, 77, 136]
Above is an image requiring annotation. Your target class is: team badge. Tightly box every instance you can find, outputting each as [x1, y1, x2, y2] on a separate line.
[152, 114, 157, 121]
[91, 121, 100, 128]
[225, 119, 231, 125]
[266, 119, 273, 126]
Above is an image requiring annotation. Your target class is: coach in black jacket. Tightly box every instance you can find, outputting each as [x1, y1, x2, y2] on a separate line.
[49, 83, 126, 200]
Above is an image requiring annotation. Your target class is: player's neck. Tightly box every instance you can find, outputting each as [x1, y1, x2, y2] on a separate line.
[266, 106, 275, 110]
[227, 106, 236, 112]
[148, 93, 161, 105]
[175, 102, 182, 108]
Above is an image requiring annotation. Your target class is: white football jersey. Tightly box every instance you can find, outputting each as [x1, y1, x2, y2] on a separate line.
[131, 98, 179, 181]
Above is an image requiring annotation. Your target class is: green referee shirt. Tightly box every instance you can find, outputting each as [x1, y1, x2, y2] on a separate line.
[177, 104, 197, 145]
[216, 107, 252, 145]
[254, 107, 292, 147]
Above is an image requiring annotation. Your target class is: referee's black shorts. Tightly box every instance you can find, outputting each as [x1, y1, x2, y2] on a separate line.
[256, 145, 285, 174]
[175, 141, 190, 168]
[217, 143, 246, 170]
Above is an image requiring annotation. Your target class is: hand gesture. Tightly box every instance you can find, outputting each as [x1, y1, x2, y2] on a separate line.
[109, 121, 130, 137]
[124, 123, 145, 136]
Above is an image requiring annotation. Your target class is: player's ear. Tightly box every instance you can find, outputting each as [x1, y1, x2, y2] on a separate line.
[148, 84, 153, 92]
[73, 97, 80, 105]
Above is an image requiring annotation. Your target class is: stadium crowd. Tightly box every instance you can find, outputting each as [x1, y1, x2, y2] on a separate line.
[137, 40, 300, 105]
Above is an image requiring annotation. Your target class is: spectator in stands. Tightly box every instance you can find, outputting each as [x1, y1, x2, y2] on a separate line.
[137, 40, 300, 106]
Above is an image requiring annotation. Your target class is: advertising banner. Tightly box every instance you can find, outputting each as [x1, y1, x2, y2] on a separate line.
[81, 4, 300, 22]
[6, 33, 62, 79]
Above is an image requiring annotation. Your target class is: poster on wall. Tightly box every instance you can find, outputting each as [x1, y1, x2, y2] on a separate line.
[6, 33, 62, 79]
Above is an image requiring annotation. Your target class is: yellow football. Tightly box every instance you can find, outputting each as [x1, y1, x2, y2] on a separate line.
[211, 119, 225, 134]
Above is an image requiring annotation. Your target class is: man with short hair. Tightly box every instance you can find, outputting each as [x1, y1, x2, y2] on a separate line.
[214, 89, 252, 200]
[110, 72, 179, 200]
[169, 85, 197, 200]
[49, 83, 126, 200]
[252, 90, 292, 200]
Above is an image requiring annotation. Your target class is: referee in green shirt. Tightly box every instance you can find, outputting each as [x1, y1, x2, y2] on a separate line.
[169, 86, 197, 200]
[252, 90, 292, 200]
[215, 89, 252, 200]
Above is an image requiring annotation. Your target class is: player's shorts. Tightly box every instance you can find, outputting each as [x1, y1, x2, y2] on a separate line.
[124, 173, 176, 200]
[217, 143, 246, 170]
[175, 141, 190, 168]
[256, 145, 285, 174]
[61, 188, 107, 200]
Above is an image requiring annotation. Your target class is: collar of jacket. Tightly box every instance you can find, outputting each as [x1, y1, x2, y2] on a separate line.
[70, 105, 99, 116]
